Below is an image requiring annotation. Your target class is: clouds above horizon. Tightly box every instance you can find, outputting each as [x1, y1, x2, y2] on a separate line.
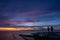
[0, 0, 60, 26]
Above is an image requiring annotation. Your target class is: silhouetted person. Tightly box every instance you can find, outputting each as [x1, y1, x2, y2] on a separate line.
[47, 27, 50, 32]
[51, 26, 53, 32]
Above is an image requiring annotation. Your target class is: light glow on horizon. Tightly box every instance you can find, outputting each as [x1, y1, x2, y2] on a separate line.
[0, 26, 59, 31]
[0, 27, 40, 31]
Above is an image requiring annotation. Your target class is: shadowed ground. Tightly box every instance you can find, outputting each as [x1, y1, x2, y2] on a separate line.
[0, 30, 60, 40]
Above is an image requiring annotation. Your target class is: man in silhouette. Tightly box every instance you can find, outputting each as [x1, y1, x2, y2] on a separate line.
[47, 26, 53, 32]
[47, 27, 50, 32]
[51, 26, 53, 32]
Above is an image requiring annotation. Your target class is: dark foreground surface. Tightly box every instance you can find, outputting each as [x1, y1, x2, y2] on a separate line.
[19, 32, 60, 40]
[0, 30, 60, 40]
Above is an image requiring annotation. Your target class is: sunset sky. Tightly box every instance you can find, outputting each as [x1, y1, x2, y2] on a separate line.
[0, 0, 60, 27]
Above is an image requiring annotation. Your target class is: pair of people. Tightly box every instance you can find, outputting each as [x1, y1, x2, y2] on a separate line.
[47, 26, 53, 32]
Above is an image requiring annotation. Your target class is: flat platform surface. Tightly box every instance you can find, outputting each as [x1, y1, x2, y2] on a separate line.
[0, 31, 60, 40]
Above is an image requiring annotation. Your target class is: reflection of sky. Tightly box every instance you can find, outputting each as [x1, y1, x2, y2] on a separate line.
[0, 0, 60, 26]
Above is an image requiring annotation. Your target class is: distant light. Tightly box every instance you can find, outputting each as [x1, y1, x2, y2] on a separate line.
[0, 27, 40, 31]
[42, 27, 47, 29]
[0, 27, 32, 31]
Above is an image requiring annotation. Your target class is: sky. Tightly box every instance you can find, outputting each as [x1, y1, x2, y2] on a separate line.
[0, 0, 60, 26]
